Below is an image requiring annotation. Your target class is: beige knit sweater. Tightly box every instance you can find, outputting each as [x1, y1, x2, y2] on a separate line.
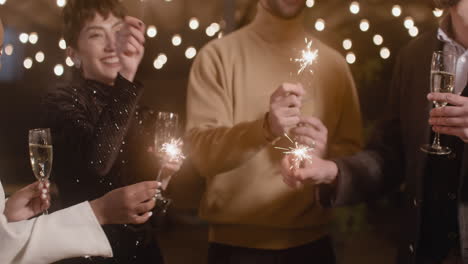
[186, 4, 363, 249]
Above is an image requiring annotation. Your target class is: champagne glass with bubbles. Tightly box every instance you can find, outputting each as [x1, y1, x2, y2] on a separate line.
[29, 128, 53, 214]
[421, 51, 457, 155]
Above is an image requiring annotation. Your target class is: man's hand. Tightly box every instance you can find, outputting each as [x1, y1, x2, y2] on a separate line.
[4, 181, 50, 222]
[116, 16, 145, 82]
[428, 93, 468, 142]
[291, 116, 328, 158]
[280, 155, 338, 189]
[90, 181, 160, 225]
[267, 83, 305, 138]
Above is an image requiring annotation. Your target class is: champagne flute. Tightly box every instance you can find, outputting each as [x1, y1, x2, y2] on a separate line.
[153, 112, 179, 213]
[28, 128, 53, 214]
[420, 50, 457, 155]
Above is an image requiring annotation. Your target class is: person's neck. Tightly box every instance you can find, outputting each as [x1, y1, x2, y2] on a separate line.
[250, 3, 305, 43]
[450, 9, 468, 49]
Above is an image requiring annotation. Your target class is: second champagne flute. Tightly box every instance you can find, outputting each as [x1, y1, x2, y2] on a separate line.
[420, 50, 457, 155]
[28, 128, 53, 215]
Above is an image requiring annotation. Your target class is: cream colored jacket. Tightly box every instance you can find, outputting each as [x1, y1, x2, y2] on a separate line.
[0, 181, 112, 264]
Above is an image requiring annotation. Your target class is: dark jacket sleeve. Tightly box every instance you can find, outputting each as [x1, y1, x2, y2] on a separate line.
[328, 50, 407, 207]
[43, 75, 143, 202]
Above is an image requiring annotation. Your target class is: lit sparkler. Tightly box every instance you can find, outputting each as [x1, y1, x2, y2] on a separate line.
[160, 138, 186, 162]
[275, 133, 314, 170]
[293, 38, 319, 75]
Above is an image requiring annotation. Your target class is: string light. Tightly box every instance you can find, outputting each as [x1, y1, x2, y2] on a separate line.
[0, 0, 6, 5]
[373, 34, 383, 46]
[404, 17, 414, 29]
[4, 44, 13, 56]
[359, 19, 370, 32]
[343, 39, 352, 50]
[346, 52, 356, 64]
[409, 26, 419, 37]
[380, 47, 391, 59]
[189, 18, 199, 30]
[157, 53, 168, 64]
[433, 8, 443, 18]
[19, 33, 29, 44]
[54, 64, 64, 76]
[210, 23, 221, 33]
[23, 57, 33, 69]
[153, 53, 167, 69]
[29, 32, 38, 44]
[315, 19, 325, 31]
[56, 0, 66, 7]
[153, 59, 164, 70]
[306, 0, 314, 8]
[206, 26, 216, 37]
[146, 25, 157, 38]
[65, 57, 74, 67]
[171, 34, 182, 46]
[59, 38, 67, 50]
[350, 2, 360, 14]
[392, 5, 402, 17]
[35, 51, 45, 63]
[185, 47, 197, 59]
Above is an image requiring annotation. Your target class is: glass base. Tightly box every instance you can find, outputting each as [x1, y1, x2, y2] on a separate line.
[420, 144, 451, 155]
[154, 194, 171, 214]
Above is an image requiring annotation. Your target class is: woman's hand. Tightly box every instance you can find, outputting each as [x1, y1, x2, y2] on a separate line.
[116, 16, 145, 82]
[4, 181, 50, 222]
[90, 181, 160, 225]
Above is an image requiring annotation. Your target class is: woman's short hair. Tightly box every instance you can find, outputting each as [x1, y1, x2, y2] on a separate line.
[63, 0, 126, 48]
[433, 0, 460, 8]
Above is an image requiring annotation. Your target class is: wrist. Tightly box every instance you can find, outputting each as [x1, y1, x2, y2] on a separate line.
[119, 69, 136, 83]
[90, 199, 107, 225]
[263, 112, 278, 142]
[323, 160, 338, 185]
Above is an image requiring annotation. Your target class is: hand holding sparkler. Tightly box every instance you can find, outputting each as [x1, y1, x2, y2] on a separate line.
[267, 83, 305, 138]
[280, 154, 338, 189]
[290, 116, 328, 158]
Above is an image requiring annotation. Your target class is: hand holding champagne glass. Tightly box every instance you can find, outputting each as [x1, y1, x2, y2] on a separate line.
[28, 128, 53, 214]
[153, 112, 184, 213]
[420, 51, 457, 155]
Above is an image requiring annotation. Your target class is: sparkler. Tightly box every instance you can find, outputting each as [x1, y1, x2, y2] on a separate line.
[293, 38, 319, 75]
[275, 133, 315, 170]
[160, 138, 186, 163]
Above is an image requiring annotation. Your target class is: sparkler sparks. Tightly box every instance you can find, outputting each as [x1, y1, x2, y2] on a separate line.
[275, 134, 314, 170]
[160, 138, 186, 162]
[293, 38, 319, 75]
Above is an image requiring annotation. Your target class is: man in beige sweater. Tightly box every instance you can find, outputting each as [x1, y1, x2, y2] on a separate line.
[186, 0, 363, 263]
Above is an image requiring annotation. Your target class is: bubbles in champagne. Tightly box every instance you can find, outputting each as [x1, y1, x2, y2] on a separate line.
[29, 144, 53, 181]
[431, 71, 455, 108]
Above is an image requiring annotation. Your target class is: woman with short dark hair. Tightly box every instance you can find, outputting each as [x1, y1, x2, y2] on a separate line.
[42, 0, 181, 263]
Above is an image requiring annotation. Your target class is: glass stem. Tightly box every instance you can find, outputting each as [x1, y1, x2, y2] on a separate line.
[432, 132, 442, 150]
[155, 167, 164, 198]
[40, 178, 49, 215]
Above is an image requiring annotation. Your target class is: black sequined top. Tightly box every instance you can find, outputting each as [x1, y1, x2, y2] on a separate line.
[42, 72, 162, 264]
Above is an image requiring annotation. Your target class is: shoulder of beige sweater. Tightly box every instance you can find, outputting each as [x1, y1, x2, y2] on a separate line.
[197, 26, 251, 57]
[314, 38, 348, 70]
